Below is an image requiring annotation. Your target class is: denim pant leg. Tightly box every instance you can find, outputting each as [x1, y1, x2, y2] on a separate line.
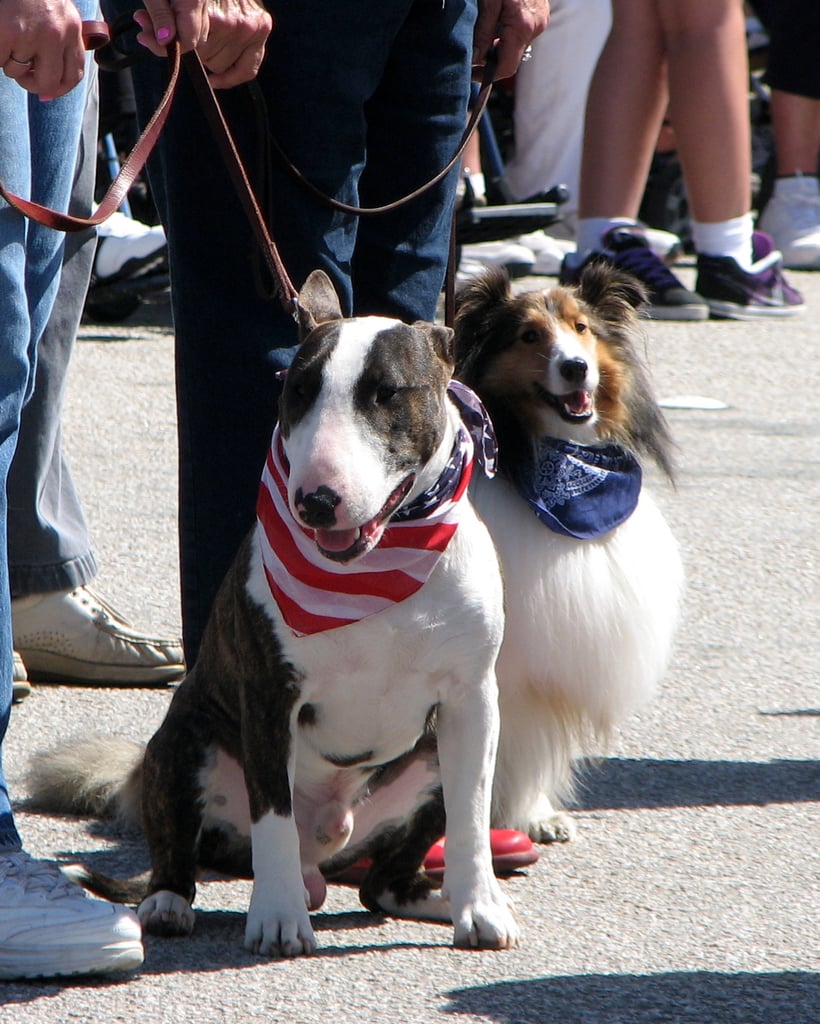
[123, 0, 476, 664]
[125, 53, 303, 666]
[350, 0, 477, 321]
[0, 55, 91, 850]
[7, 71, 100, 600]
[260, 0, 476, 320]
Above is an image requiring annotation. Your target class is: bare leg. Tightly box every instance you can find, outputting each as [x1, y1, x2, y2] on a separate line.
[658, 0, 750, 223]
[770, 90, 820, 177]
[578, 0, 668, 220]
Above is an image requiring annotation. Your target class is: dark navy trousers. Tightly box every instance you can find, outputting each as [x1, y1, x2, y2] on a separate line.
[106, 0, 478, 662]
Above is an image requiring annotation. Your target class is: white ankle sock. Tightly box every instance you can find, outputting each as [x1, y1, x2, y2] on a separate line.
[575, 217, 638, 258]
[691, 213, 755, 270]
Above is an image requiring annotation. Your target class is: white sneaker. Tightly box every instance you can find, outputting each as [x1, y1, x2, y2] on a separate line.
[0, 852, 144, 980]
[517, 230, 577, 275]
[94, 210, 167, 281]
[12, 586, 185, 686]
[640, 224, 684, 264]
[458, 240, 536, 281]
[758, 180, 820, 270]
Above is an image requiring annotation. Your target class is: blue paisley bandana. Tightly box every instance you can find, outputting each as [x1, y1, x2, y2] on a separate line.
[509, 438, 642, 539]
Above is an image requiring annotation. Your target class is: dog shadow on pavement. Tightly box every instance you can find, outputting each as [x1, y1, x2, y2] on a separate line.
[444, 971, 819, 1024]
[573, 756, 819, 811]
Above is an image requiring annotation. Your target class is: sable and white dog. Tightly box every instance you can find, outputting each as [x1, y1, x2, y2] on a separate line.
[454, 264, 684, 842]
[29, 270, 518, 957]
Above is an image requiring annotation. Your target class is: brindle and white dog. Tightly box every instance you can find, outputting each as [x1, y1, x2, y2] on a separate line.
[29, 270, 518, 958]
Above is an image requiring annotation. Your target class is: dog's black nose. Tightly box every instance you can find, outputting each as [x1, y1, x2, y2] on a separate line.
[560, 356, 588, 385]
[295, 485, 342, 528]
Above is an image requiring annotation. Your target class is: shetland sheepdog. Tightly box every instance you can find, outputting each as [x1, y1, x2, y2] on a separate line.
[455, 263, 683, 841]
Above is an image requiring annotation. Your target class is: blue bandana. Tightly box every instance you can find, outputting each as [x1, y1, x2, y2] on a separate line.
[509, 438, 642, 539]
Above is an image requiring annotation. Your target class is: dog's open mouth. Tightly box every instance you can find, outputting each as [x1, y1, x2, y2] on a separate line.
[314, 474, 416, 563]
[535, 383, 594, 423]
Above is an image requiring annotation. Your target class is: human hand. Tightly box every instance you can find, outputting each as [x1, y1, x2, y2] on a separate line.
[473, 0, 550, 81]
[194, 0, 272, 88]
[0, 0, 86, 98]
[133, 0, 210, 55]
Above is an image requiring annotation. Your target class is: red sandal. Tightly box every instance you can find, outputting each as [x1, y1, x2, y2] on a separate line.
[329, 828, 538, 886]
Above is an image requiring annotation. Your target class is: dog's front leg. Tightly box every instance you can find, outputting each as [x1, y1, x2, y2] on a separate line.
[242, 708, 317, 958]
[437, 678, 520, 950]
[245, 806, 316, 957]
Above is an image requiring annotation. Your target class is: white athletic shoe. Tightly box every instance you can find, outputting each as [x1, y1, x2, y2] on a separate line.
[94, 210, 167, 281]
[758, 178, 820, 270]
[517, 230, 577, 275]
[0, 852, 144, 980]
[458, 240, 536, 282]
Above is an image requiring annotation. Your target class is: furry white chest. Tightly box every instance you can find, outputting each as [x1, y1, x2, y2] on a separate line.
[197, 503, 504, 860]
[248, 509, 503, 769]
[474, 471, 681, 715]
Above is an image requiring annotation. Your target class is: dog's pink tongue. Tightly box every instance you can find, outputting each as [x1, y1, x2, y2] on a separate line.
[567, 390, 592, 415]
[315, 527, 359, 552]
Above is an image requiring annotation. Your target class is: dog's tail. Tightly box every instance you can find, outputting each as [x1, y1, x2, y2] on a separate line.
[62, 864, 152, 905]
[26, 735, 144, 829]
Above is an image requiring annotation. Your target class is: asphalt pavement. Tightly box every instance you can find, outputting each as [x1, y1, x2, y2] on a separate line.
[3, 259, 818, 1023]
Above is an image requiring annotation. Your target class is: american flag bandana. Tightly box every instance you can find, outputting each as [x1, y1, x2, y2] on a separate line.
[257, 381, 496, 637]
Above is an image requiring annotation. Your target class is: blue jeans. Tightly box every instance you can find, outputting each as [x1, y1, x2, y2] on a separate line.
[7, 73, 99, 599]
[0, 5, 95, 851]
[113, 0, 478, 663]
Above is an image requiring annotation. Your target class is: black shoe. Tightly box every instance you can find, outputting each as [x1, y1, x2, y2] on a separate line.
[695, 231, 806, 320]
[560, 227, 709, 321]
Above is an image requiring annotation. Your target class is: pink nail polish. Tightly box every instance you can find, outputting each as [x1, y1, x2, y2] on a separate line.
[157, 27, 171, 42]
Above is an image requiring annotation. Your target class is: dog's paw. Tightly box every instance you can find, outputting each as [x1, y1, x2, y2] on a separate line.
[529, 810, 577, 844]
[138, 890, 196, 936]
[244, 895, 317, 958]
[445, 870, 520, 950]
[451, 893, 520, 950]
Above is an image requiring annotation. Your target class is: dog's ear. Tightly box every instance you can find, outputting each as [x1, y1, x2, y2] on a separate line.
[576, 262, 648, 316]
[297, 269, 344, 338]
[453, 267, 513, 385]
[454, 266, 514, 320]
[414, 322, 456, 373]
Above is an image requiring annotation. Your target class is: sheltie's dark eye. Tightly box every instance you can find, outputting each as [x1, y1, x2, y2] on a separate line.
[575, 321, 587, 334]
[521, 328, 539, 344]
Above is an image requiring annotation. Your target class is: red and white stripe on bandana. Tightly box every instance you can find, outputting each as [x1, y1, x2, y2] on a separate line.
[256, 383, 495, 637]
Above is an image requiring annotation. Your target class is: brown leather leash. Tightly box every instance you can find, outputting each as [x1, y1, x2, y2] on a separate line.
[182, 49, 496, 322]
[180, 50, 302, 316]
[256, 56, 497, 218]
[0, 31, 494, 323]
[0, 23, 180, 233]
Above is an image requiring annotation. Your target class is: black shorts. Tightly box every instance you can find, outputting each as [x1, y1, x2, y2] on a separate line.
[751, 0, 820, 99]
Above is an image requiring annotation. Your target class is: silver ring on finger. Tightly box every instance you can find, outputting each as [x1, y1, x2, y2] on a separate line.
[9, 55, 34, 67]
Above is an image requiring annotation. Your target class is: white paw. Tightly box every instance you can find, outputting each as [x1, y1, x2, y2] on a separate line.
[138, 890, 196, 936]
[530, 810, 577, 844]
[244, 892, 317, 958]
[451, 895, 520, 950]
[448, 876, 520, 950]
